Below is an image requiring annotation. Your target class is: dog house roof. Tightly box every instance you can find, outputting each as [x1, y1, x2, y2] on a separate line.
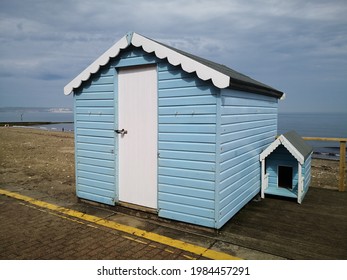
[260, 131, 313, 164]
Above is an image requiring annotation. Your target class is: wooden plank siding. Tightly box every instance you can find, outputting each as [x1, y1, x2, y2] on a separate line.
[73, 45, 281, 228]
[74, 47, 160, 205]
[74, 65, 117, 205]
[157, 62, 219, 228]
[217, 89, 278, 228]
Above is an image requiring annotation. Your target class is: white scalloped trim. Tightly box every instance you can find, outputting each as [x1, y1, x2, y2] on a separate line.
[259, 135, 304, 164]
[64, 35, 129, 95]
[260, 137, 281, 161]
[132, 33, 230, 89]
[64, 32, 231, 95]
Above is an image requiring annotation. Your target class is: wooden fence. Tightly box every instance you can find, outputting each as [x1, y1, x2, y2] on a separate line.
[303, 137, 347, 192]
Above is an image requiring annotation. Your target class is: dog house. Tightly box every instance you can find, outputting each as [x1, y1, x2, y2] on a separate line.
[259, 131, 313, 203]
[64, 32, 284, 228]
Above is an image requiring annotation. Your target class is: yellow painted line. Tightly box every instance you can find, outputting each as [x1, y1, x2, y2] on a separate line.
[183, 254, 197, 260]
[0, 189, 242, 260]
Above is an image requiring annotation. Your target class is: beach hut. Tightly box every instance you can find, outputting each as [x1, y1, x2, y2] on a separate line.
[259, 131, 313, 203]
[64, 32, 284, 229]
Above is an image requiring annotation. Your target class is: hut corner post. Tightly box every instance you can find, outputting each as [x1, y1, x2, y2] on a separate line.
[339, 141, 346, 192]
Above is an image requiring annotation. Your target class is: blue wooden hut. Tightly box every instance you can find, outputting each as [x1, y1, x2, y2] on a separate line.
[259, 131, 313, 203]
[64, 32, 284, 229]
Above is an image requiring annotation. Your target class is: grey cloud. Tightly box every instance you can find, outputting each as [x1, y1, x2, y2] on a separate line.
[0, 0, 346, 111]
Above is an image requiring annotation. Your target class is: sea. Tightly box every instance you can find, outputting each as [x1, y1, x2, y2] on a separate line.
[1, 107, 346, 160]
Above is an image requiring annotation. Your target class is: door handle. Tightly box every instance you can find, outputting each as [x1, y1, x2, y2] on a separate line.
[115, 129, 128, 136]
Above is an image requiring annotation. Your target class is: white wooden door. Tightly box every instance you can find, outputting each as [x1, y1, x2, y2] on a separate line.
[118, 65, 158, 209]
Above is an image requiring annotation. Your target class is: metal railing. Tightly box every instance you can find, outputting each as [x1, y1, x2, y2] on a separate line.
[303, 137, 347, 192]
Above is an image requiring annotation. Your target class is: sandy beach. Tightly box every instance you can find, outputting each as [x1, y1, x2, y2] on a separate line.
[0, 127, 343, 201]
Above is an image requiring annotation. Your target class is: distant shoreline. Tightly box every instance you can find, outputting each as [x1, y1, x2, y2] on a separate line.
[0, 121, 73, 127]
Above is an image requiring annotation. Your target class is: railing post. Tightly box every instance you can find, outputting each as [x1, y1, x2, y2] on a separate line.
[339, 141, 346, 192]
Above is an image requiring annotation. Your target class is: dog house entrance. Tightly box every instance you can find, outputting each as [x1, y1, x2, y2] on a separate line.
[278, 166, 293, 188]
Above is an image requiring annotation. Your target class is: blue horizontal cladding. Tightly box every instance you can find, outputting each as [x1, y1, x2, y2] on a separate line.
[76, 107, 114, 115]
[158, 200, 215, 219]
[77, 184, 114, 198]
[78, 177, 114, 191]
[159, 66, 194, 80]
[221, 123, 277, 145]
[76, 135, 114, 146]
[221, 118, 276, 134]
[220, 132, 275, 160]
[159, 166, 215, 181]
[75, 92, 114, 100]
[216, 88, 278, 228]
[159, 150, 215, 162]
[76, 128, 114, 138]
[78, 163, 114, 176]
[110, 47, 160, 68]
[75, 99, 114, 107]
[159, 183, 214, 200]
[77, 156, 114, 169]
[159, 141, 215, 153]
[221, 105, 277, 115]
[159, 95, 215, 107]
[79, 170, 114, 184]
[89, 75, 114, 84]
[75, 73, 114, 96]
[159, 124, 215, 134]
[159, 115, 216, 124]
[159, 175, 215, 190]
[159, 158, 215, 172]
[76, 121, 114, 130]
[159, 85, 219, 97]
[159, 209, 215, 228]
[157, 61, 217, 227]
[221, 113, 277, 125]
[77, 143, 114, 154]
[159, 132, 215, 143]
[159, 192, 215, 210]
[77, 190, 114, 205]
[159, 76, 215, 90]
[76, 114, 114, 122]
[220, 168, 259, 209]
[159, 105, 216, 115]
[220, 159, 260, 191]
[80, 84, 114, 93]
[217, 182, 260, 228]
[220, 148, 260, 173]
[222, 92, 278, 107]
[77, 149, 115, 161]
[74, 62, 116, 206]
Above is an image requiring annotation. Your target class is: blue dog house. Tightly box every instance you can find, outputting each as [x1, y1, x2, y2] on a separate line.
[259, 131, 313, 203]
[64, 32, 284, 228]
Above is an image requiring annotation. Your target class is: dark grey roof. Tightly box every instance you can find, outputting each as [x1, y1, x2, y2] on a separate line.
[283, 130, 313, 160]
[155, 40, 284, 98]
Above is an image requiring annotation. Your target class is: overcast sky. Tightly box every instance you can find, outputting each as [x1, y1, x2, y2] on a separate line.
[0, 0, 346, 113]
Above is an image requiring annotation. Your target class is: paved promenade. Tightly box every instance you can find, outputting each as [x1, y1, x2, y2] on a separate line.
[1, 185, 346, 260]
[0, 190, 226, 260]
